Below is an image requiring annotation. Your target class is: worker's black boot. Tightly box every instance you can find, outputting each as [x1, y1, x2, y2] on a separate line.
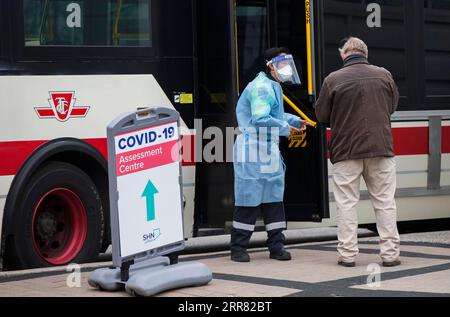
[231, 252, 250, 263]
[231, 227, 252, 262]
[230, 206, 258, 263]
[269, 249, 292, 261]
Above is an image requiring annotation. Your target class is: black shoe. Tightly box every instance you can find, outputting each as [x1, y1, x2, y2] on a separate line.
[338, 260, 356, 267]
[270, 250, 292, 261]
[231, 252, 250, 263]
[382, 260, 401, 267]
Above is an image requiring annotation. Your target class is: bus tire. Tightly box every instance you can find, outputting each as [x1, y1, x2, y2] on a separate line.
[7, 161, 104, 269]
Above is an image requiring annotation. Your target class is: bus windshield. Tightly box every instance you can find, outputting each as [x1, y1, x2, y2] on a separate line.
[23, 0, 152, 47]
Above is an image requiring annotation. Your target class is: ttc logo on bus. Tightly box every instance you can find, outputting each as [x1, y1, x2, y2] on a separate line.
[34, 91, 90, 122]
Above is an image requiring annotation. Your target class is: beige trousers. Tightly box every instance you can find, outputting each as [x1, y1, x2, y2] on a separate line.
[332, 157, 400, 263]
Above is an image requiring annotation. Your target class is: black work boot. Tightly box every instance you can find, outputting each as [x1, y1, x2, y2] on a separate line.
[269, 249, 292, 261]
[231, 252, 250, 263]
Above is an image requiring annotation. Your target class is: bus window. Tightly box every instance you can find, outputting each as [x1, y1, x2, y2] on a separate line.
[236, 4, 268, 93]
[0, 4, 4, 59]
[23, 0, 152, 47]
[424, 0, 450, 102]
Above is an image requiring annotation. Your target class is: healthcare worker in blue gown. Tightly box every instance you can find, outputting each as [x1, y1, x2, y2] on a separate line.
[231, 47, 313, 262]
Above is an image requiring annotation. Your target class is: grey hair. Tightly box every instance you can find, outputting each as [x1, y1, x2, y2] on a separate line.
[338, 37, 368, 58]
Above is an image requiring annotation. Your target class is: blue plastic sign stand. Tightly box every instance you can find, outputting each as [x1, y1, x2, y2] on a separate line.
[89, 108, 211, 296]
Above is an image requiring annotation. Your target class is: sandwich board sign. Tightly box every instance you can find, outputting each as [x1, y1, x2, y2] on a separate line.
[89, 108, 211, 296]
[107, 108, 185, 269]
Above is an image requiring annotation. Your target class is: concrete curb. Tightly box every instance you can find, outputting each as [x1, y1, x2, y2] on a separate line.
[0, 262, 111, 283]
[183, 227, 375, 254]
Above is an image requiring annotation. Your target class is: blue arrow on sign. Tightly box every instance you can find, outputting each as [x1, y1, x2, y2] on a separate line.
[142, 180, 159, 221]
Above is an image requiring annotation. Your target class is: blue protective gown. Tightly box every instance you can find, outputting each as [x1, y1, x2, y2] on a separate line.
[234, 72, 301, 207]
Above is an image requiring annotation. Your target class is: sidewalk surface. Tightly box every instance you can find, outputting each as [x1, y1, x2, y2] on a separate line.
[0, 231, 449, 297]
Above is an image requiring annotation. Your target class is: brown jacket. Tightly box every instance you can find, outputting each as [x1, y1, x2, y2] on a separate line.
[315, 55, 399, 164]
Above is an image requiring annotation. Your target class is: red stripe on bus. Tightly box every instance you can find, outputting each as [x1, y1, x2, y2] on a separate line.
[0, 127, 444, 177]
[181, 134, 196, 166]
[0, 135, 196, 176]
[326, 127, 430, 157]
[392, 127, 429, 156]
[84, 138, 108, 159]
[443, 126, 450, 154]
[0, 140, 48, 176]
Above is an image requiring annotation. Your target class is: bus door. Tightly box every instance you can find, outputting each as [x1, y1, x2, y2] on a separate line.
[195, 0, 238, 233]
[235, 0, 329, 222]
[195, 0, 329, 234]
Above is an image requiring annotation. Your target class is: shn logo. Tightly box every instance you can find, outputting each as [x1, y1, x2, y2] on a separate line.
[143, 228, 161, 243]
[35, 92, 90, 122]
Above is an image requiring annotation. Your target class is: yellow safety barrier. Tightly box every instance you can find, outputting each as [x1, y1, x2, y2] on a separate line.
[288, 130, 308, 149]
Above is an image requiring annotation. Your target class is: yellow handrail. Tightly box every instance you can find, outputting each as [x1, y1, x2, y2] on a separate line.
[113, 0, 123, 46]
[283, 95, 317, 127]
[305, 0, 314, 97]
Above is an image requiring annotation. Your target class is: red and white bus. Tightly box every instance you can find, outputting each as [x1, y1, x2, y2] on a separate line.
[0, 0, 449, 270]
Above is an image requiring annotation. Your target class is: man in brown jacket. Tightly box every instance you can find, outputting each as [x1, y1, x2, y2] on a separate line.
[315, 37, 401, 267]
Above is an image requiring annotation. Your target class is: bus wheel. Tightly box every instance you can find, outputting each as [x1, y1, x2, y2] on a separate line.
[8, 162, 104, 269]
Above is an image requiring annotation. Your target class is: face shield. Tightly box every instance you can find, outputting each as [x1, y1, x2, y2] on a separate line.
[267, 54, 301, 85]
